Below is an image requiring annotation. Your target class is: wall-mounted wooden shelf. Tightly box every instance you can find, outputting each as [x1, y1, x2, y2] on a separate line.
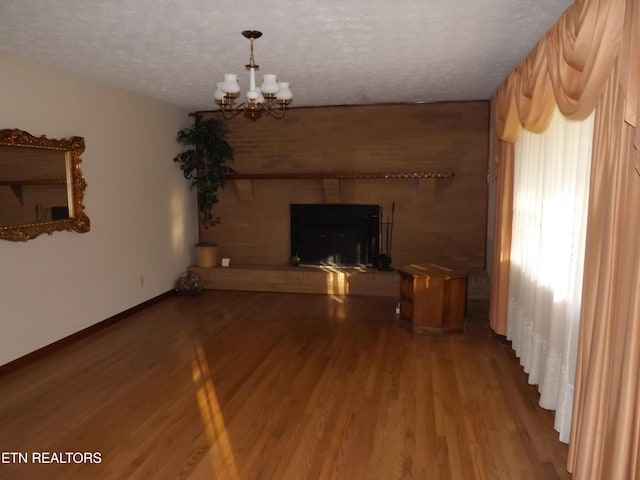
[226, 171, 455, 202]
[226, 171, 455, 180]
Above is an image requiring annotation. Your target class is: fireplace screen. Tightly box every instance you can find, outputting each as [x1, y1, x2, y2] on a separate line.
[290, 204, 380, 268]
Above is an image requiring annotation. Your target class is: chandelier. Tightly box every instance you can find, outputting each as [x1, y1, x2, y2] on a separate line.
[214, 30, 293, 121]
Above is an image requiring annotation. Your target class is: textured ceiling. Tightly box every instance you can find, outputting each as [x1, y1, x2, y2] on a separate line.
[0, 0, 572, 111]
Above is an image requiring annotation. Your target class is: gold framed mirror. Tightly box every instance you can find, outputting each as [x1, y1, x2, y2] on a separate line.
[0, 129, 90, 241]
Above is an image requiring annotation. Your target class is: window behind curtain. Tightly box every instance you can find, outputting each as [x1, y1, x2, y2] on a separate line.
[508, 107, 594, 443]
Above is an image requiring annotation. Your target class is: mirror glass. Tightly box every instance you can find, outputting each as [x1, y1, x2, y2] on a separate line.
[0, 129, 90, 241]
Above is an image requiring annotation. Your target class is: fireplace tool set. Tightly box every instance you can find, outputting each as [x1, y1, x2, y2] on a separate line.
[378, 202, 395, 271]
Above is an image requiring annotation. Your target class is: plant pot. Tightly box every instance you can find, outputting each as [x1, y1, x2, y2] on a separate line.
[194, 243, 218, 268]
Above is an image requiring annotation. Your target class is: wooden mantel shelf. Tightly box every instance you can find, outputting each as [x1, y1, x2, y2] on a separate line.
[226, 171, 455, 180]
[227, 171, 455, 202]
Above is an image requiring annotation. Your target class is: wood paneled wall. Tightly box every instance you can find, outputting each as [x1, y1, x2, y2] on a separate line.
[199, 101, 489, 270]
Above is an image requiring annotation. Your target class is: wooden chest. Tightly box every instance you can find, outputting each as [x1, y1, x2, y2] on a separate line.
[398, 264, 468, 335]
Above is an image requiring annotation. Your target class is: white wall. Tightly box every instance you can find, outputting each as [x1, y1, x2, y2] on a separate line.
[0, 52, 198, 366]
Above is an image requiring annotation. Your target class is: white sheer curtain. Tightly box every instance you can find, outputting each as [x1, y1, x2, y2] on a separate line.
[508, 107, 594, 443]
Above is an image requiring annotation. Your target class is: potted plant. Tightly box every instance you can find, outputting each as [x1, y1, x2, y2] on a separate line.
[173, 113, 235, 267]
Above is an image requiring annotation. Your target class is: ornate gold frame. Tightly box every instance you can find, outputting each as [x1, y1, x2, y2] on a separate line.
[0, 129, 90, 241]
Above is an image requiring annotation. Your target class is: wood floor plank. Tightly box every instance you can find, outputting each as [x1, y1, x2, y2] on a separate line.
[0, 291, 571, 479]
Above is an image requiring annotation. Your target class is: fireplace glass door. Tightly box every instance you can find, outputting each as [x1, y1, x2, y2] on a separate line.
[290, 204, 379, 268]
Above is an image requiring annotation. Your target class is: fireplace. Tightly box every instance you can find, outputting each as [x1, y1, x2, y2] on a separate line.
[290, 204, 380, 268]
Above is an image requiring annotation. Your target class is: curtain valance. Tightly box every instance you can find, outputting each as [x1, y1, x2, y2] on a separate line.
[494, 0, 628, 143]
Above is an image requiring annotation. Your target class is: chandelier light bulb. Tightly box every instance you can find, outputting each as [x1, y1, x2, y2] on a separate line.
[221, 74, 240, 96]
[276, 82, 293, 101]
[260, 74, 279, 96]
[214, 82, 226, 101]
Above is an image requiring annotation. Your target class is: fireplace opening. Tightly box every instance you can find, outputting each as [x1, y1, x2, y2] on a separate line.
[290, 204, 380, 268]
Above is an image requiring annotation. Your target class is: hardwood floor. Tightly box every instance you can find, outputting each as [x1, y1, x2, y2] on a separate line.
[0, 291, 571, 480]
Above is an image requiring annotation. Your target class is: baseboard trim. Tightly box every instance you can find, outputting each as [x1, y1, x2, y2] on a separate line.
[0, 290, 175, 377]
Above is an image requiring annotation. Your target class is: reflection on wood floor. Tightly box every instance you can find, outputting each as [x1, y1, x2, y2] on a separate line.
[0, 291, 571, 480]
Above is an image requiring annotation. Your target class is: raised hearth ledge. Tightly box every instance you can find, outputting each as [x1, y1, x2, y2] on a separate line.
[187, 264, 398, 297]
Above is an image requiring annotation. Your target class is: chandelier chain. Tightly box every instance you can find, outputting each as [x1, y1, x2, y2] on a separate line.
[247, 38, 257, 69]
